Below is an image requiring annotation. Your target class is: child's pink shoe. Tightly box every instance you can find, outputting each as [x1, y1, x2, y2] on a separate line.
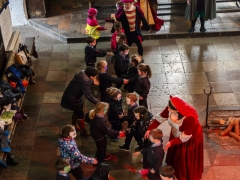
[138, 169, 149, 176]
[119, 131, 126, 137]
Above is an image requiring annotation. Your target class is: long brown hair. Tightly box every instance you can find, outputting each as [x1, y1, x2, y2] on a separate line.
[137, 63, 152, 78]
[133, 106, 149, 121]
[89, 102, 109, 119]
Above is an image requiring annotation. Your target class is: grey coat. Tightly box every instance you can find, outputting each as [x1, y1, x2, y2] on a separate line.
[185, 0, 216, 20]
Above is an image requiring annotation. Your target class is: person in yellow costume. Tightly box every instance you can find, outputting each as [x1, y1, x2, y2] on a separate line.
[86, 8, 106, 47]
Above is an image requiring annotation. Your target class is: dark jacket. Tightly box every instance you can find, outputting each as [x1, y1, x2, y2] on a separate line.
[114, 52, 129, 77]
[141, 143, 164, 172]
[84, 45, 107, 64]
[122, 103, 138, 127]
[61, 70, 99, 111]
[126, 65, 138, 92]
[85, 112, 119, 140]
[56, 172, 70, 180]
[99, 72, 123, 93]
[108, 98, 123, 126]
[134, 76, 150, 99]
[130, 112, 153, 137]
[115, 6, 150, 42]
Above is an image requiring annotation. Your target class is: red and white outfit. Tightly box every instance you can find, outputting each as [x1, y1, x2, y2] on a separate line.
[148, 96, 203, 180]
[111, 29, 125, 50]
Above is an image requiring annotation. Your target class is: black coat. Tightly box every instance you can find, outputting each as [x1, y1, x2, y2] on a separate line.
[134, 76, 150, 99]
[114, 53, 129, 77]
[126, 65, 138, 92]
[130, 112, 153, 137]
[115, 6, 150, 44]
[84, 45, 107, 64]
[108, 98, 123, 126]
[61, 70, 99, 111]
[98, 72, 123, 93]
[56, 173, 70, 180]
[85, 112, 119, 140]
[122, 103, 138, 127]
[141, 144, 164, 171]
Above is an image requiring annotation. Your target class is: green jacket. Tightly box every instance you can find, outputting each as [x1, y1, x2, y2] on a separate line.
[185, 0, 216, 20]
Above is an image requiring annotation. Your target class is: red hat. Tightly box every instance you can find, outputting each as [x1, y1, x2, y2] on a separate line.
[88, 8, 98, 16]
[121, 0, 134, 3]
[170, 95, 198, 120]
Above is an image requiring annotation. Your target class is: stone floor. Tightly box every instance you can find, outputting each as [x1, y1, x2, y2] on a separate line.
[1, 25, 240, 179]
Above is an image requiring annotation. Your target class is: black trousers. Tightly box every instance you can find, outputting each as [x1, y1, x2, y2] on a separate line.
[115, 71, 123, 89]
[73, 109, 84, 119]
[143, 139, 151, 169]
[70, 165, 84, 180]
[124, 130, 143, 148]
[139, 98, 148, 110]
[100, 91, 110, 103]
[86, 63, 95, 67]
[147, 170, 160, 180]
[94, 136, 107, 163]
[127, 31, 144, 56]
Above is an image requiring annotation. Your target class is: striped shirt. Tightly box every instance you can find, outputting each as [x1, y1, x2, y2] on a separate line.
[124, 6, 136, 32]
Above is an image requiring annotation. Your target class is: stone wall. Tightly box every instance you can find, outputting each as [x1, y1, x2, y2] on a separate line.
[0, 5, 12, 49]
[9, 0, 28, 26]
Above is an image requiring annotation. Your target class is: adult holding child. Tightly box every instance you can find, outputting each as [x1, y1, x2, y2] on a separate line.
[61, 67, 100, 136]
[145, 95, 203, 180]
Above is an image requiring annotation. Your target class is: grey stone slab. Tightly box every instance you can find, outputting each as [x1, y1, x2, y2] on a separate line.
[186, 72, 208, 82]
[221, 60, 240, 71]
[36, 126, 61, 136]
[164, 63, 184, 73]
[206, 71, 228, 82]
[209, 82, 233, 93]
[161, 53, 182, 63]
[142, 54, 163, 64]
[52, 44, 70, 53]
[42, 92, 63, 103]
[46, 71, 66, 81]
[23, 92, 44, 106]
[150, 73, 167, 84]
[230, 81, 240, 93]
[48, 61, 68, 71]
[149, 63, 165, 73]
[188, 82, 210, 94]
[216, 51, 240, 61]
[213, 93, 238, 105]
[213, 43, 235, 52]
[191, 94, 217, 106]
[226, 69, 240, 81]
[202, 62, 224, 72]
[183, 62, 204, 73]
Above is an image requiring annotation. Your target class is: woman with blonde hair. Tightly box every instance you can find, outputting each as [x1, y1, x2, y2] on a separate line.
[85, 102, 119, 165]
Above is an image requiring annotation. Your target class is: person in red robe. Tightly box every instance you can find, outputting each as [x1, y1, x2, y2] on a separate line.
[145, 95, 203, 180]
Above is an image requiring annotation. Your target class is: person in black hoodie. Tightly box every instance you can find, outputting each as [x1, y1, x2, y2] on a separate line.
[61, 67, 99, 136]
[84, 36, 113, 67]
[119, 106, 153, 152]
[134, 129, 164, 180]
[96, 60, 128, 102]
[85, 102, 119, 164]
[129, 63, 152, 109]
[114, 44, 130, 88]
[106, 87, 123, 141]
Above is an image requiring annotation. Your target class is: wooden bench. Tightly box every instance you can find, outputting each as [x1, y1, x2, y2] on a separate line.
[0, 37, 37, 165]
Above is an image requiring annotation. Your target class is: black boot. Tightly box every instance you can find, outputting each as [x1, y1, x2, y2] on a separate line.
[72, 114, 80, 131]
[188, 20, 196, 34]
[6, 153, 19, 166]
[200, 18, 207, 33]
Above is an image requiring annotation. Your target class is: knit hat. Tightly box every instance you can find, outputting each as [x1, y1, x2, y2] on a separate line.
[121, 0, 134, 3]
[88, 8, 98, 16]
[106, 87, 122, 98]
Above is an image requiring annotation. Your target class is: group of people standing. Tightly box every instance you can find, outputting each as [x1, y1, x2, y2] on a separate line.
[55, 0, 206, 180]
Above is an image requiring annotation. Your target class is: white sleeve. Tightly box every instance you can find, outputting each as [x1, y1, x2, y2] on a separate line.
[180, 132, 192, 142]
[154, 113, 167, 123]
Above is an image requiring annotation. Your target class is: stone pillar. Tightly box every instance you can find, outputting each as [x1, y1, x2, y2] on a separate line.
[9, 0, 28, 26]
[89, 0, 95, 8]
